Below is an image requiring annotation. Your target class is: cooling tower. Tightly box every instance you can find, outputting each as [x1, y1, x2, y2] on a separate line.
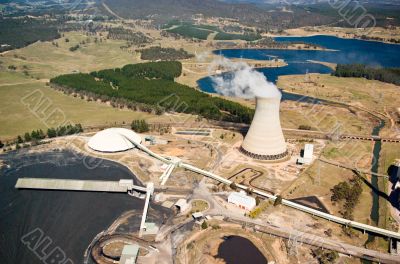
[240, 96, 288, 160]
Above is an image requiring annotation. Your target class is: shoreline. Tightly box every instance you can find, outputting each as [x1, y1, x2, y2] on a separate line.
[271, 33, 400, 46]
[214, 46, 337, 52]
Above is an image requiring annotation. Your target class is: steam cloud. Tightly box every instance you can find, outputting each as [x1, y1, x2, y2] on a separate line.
[209, 57, 281, 99]
[195, 51, 210, 62]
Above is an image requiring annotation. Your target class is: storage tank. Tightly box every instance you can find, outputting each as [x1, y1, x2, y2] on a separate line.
[240, 96, 287, 160]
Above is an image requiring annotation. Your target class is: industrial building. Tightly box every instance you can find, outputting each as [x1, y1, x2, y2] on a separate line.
[88, 128, 142, 152]
[240, 96, 287, 160]
[120, 244, 139, 264]
[297, 143, 314, 165]
[175, 199, 189, 213]
[228, 191, 256, 211]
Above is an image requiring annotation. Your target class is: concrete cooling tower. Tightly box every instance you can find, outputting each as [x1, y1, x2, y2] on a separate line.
[240, 96, 288, 160]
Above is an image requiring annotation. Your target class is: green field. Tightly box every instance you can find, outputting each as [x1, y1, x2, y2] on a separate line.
[167, 25, 211, 40]
[165, 22, 261, 41]
[214, 32, 261, 41]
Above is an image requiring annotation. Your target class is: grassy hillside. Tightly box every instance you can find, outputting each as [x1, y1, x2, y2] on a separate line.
[0, 72, 159, 139]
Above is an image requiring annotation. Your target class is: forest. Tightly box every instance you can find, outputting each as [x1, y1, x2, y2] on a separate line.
[0, 17, 60, 52]
[164, 22, 262, 42]
[214, 32, 261, 41]
[333, 64, 400, 86]
[166, 25, 211, 40]
[139, 47, 194, 61]
[50, 61, 254, 123]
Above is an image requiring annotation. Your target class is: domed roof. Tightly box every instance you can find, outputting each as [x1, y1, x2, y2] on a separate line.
[88, 128, 142, 153]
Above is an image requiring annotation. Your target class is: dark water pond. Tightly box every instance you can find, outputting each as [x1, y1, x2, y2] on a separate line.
[216, 235, 267, 264]
[0, 150, 170, 264]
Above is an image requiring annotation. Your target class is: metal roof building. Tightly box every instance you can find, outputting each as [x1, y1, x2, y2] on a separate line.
[120, 244, 139, 264]
[228, 191, 256, 211]
[297, 143, 314, 165]
[174, 199, 189, 212]
[88, 128, 142, 152]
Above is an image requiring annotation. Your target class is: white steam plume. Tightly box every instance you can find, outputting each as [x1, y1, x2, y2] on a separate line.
[209, 57, 281, 99]
[195, 51, 210, 62]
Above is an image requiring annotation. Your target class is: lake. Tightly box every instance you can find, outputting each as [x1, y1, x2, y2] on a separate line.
[198, 35, 400, 93]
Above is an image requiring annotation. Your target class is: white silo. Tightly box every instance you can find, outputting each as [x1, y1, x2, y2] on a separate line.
[240, 96, 288, 160]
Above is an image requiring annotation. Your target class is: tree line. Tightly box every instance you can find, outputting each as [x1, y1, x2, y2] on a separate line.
[333, 64, 400, 86]
[107, 27, 151, 44]
[1, 124, 83, 152]
[17, 124, 83, 144]
[50, 61, 254, 123]
[139, 46, 194, 61]
[131, 119, 150, 133]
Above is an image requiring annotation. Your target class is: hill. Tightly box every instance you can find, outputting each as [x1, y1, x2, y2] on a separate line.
[102, 0, 337, 29]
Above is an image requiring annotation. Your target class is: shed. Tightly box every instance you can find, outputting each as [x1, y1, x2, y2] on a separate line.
[175, 199, 189, 212]
[227, 191, 256, 211]
[120, 244, 139, 264]
[192, 212, 204, 220]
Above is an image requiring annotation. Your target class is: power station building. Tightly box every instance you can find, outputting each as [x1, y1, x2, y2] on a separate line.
[228, 191, 256, 211]
[297, 143, 314, 165]
[88, 128, 142, 152]
[240, 96, 287, 160]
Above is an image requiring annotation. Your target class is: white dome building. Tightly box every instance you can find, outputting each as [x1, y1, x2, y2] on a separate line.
[88, 128, 142, 153]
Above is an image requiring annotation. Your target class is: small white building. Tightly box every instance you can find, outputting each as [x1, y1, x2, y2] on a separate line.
[192, 212, 204, 220]
[120, 244, 139, 264]
[297, 143, 314, 165]
[227, 191, 256, 211]
[304, 144, 314, 159]
[174, 199, 189, 213]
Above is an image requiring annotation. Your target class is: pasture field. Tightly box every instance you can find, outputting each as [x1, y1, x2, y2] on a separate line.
[0, 71, 161, 139]
[277, 74, 399, 114]
[1, 31, 140, 80]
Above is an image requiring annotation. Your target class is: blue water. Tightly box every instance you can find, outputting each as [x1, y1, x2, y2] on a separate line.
[197, 35, 400, 94]
[274, 35, 400, 67]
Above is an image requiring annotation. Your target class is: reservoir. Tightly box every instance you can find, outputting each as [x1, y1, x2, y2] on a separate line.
[198, 35, 400, 91]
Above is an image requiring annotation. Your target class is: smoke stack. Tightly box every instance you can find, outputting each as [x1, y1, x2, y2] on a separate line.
[240, 96, 288, 160]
